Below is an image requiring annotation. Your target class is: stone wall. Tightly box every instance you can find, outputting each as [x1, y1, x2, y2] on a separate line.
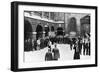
[64, 13, 90, 36]
[24, 17, 65, 40]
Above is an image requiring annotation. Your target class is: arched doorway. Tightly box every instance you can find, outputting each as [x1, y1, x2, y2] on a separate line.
[44, 24, 50, 37]
[24, 20, 33, 40]
[24, 20, 33, 51]
[51, 26, 54, 31]
[80, 15, 90, 37]
[68, 17, 77, 37]
[57, 24, 63, 36]
[69, 17, 77, 32]
[36, 24, 43, 40]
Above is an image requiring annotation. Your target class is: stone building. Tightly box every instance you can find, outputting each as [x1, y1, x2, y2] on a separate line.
[24, 11, 90, 40]
[24, 11, 65, 40]
[64, 13, 90, 37]
[80, 15, 90, 36]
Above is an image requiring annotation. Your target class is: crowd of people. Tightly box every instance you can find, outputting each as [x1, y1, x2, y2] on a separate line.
[44, 35, 90, 61]
[24, 35, 70, 51]
[24, 31, 91, 61]
[70, 35, 90, 60]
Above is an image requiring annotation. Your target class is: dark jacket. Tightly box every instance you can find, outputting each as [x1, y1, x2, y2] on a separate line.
[52, 48, 60, 60]
[45, 52, 53, 61]
[73, 45, 80, 59]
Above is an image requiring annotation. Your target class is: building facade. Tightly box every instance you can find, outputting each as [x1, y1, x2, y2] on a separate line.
[24, 11, 90, 40]
[24, 11, 65, 40]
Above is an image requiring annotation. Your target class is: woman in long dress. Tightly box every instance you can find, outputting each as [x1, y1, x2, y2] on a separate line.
[73, 41, 80, 60]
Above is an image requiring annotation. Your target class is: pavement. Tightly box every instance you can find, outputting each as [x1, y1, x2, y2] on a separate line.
[24, 44, 91, 63]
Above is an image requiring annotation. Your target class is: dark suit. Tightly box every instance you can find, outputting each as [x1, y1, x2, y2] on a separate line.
[78, 40, 82, 54]
[45, 52, 53, 61]
[52, 48, 60, 60]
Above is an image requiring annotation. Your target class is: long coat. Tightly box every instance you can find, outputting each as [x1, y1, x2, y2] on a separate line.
[45, 52, 53, 61]
[52, 48, 60, 60]
[73, 45, 80, 60]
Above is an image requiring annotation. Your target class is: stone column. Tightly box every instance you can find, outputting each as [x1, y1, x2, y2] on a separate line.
[42, 12, 44, 18]
[32, 32, 37, 40]
[49, 12, 51, 20]
[43, 31, 45, 39]
[64, 13, 70, 34]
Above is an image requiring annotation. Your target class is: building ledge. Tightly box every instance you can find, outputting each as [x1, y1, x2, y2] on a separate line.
[25, 12, 64, 24]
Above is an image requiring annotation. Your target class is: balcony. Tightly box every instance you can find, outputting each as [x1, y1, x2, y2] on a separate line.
[24, 11, 64, 24]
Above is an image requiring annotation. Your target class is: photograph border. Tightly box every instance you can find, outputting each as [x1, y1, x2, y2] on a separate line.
[11, 1, 98, 72]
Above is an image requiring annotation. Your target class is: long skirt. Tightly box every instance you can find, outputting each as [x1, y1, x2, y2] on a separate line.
[74, 52, 80, 60]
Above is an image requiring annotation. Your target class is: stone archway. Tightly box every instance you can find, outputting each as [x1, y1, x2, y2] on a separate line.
[44, 25, 50, 37]
[24, 20, 33, 51]
[68, 17, 77, 32]
[51, 26, 54, 31]
[68, 17, 77, 37]
[36, 24, 43, 40]
[57, 26, 63, 36]
[24, 20, 33, 40]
